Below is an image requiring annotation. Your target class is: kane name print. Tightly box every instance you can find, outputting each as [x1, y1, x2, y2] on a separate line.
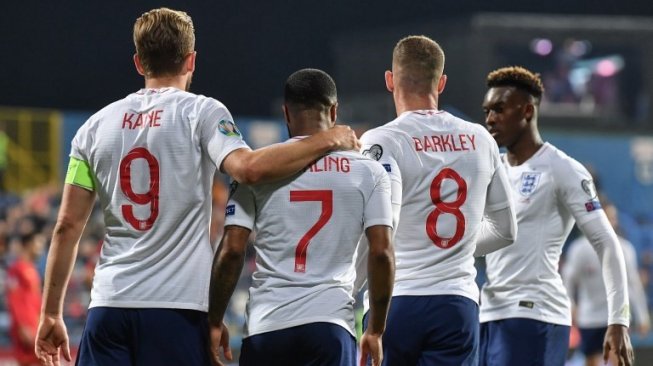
[122, 110, 164, 129]
[413, 134, 476, 152]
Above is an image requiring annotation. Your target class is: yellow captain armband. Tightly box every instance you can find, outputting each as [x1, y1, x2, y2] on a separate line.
[65, 157, 96, 191]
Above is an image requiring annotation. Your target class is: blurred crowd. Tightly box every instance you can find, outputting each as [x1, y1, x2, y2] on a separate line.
[1, 174, 653, 361]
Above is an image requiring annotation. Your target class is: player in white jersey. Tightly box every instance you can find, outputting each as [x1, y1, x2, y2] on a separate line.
[208, 69, 395, 366]
[34, 9, 359, 366]
[357, 35, 517, 366]
[479, 66, 634, 366]
[563, 202, 649, 366]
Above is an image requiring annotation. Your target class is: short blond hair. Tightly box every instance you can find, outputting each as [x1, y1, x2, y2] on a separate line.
[392, 35, 445, 94]
[133, 8, 195, 77]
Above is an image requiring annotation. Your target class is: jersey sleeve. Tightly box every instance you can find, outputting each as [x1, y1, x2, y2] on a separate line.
[198, 99, 251, 171]
[70, 120, 91, 162]
[554, 157, 604, 226]
[224, 181, 256, 230]
[578, 215, 630, 326]
[363, 164, 394, 230]
[623, 241, 650, 327]
[485, 147, 512, 212]
[360, 129, 402, 207]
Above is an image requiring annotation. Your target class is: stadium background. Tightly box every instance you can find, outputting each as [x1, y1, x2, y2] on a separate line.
[2, 1, 653, 364]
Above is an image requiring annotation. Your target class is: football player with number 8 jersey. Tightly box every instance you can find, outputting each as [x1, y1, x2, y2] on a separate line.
[356, 35, 517, 366]
[208, 69, 395, 366]
[35, 8, 359, 366]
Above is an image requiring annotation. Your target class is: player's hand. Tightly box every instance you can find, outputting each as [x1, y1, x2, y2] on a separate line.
[603, 324, 634, 366]
[325, 125, 361, 151]
[35, 314, 71, 366]
[359, 331, 383, 366]
[209, 321, 233, 366]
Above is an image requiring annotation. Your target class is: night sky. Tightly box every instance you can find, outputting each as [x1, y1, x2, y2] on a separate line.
[2, 1, 651, 116]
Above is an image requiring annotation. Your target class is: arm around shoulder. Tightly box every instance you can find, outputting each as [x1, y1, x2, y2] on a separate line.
[221, 126, 360, 185]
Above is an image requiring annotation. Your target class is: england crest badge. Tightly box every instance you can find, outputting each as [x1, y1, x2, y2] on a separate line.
[519, 172, 541, 197]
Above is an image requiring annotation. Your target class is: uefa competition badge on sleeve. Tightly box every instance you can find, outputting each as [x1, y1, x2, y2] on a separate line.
[218, 120, 242, 137]
[363, 144, 383, 161]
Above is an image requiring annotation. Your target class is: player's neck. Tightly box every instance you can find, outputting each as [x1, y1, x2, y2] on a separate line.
[143, 75, 189, 91]
[506, 129, 544, 166]
[394, 91, 438, 115]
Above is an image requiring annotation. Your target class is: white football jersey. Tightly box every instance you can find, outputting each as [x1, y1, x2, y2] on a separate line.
[70, 87, 249, 311]
[563, 235, 649, 328]
[360, 110, 511, 302]
[225, 139, 393, 338]
[480, 143, 608, 326]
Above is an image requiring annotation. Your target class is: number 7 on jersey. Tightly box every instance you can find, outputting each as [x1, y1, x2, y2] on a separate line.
[289, 190, 333, 273]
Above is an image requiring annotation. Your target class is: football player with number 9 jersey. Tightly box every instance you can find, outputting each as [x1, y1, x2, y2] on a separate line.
[357, 35, 517, 366]
[35, 8, 359, 366]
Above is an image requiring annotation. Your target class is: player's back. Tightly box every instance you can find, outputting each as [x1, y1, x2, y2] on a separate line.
[227, 142, 391, 337]
[71, 87, 247, 311]
[361, 110, 502, 302]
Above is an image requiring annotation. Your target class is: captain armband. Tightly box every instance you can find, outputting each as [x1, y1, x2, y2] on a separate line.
[65, 157, 96, 191]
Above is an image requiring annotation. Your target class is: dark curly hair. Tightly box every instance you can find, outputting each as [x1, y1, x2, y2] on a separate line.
[487, 66, 544, 104]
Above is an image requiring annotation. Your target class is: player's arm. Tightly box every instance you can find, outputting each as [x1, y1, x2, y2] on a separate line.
[222, 126, 360, 185]
[577, 215, 634, 365]
[207, 181, 255, 365]
[360, 225, 394, 366]
[475, 152, 517, 257]
[207, 225, 250, 365]
[37, 177, 96, 363]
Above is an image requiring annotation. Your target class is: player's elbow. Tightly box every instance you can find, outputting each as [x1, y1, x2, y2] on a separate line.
[234, 156, 265, 185]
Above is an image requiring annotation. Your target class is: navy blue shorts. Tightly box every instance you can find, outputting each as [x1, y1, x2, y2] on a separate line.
[479, 318, 570, 366]
[76, 307, 210, 366]
[240, 322, 356, 366]
[364, 295, 479, 366]
[578, 326, 607, 357]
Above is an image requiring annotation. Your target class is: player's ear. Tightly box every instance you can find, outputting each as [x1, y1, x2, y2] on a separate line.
[437, 74, 447, 94]
[134, 54, 146, 76]
[282, 104, 291, 126]
[524, 103, 535, 122]
[329, 103, 337, 125]
[185, 51, 196, 73]
[385, 70, 394, 93]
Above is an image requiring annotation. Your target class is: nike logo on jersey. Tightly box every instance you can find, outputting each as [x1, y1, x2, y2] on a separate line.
[412, 134, 476, 152]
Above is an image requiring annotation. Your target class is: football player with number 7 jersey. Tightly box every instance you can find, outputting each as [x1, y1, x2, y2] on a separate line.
[356, 35, 517, 366]
[208, 69, 395, 366]
[35, 8, 359, 366]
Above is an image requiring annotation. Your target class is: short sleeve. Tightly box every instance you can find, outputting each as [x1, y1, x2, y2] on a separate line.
[224, 181, 256, 230]
[555, 157, 603, 226]
[363, 164, 394, 230]
[360, 129, 402, 206]
[485, 150, 512, 212]
[198, 99, 251, 170]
